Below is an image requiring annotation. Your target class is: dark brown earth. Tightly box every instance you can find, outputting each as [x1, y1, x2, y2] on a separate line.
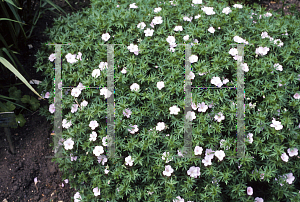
[0, 0, 299, 201]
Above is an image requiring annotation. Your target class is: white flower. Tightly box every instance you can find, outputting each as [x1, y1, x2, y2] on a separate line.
[233, 4, 243, 8]
[92, 69, 101, 78]
[211, 76, 223, 87]
[162, 151, 173, 163]
[129, 3, 138, 8]
[121, 68, 127, 74]
[156, 122, 165, 131]
[89, 131, 97, 141]
[49, 53, 56, 62]
[187, 166, 201, 178]
[229, 48, 238, 56]
[247, 187, 253, 195]
[254, 197, 264, 202]
[104, 169, 109, 174]
[195, 14, 201, 19]
[189, 55, 198, 63]
[270, 119, 283, 130]
[157, 81, 164, 90]
[64, 138, 74, 150]
[255, 46, 270, 56]
[281, 152, 289, 162]
[62, 119, 72, 129]
[144, 28, 154, 37]
[166, 36, 176, 44]
[128, 124, 139, 134]
[287, 148, 298, 157]
[173, 196, 184, 202]
[93, 187, 100, 196]
[127, 44, 139, 52]
[130, 83, 140, 92]
[89, 120, 99, 130]
[102, 135, 110, 146]
[174, 26, 183, 31]
[123, 108, 132, 118]
[100, 87, 112, 99]
[70, 154, 77, 161]
[125, 155, 134, 166]
[186, 111, 196, 121]
[152, 16, 163, 25]
[201, 6, 215, 15]
[202, 157, 212, 166]
[194, 146, 203, 155]
[192, 0, 202, 4]
[241, 63, 249, 72]
[264, 12, 272, 17]
[183, 16, 193, 22]
[97, 155, 108, 165]
[222, 7, 232, 15]
[247, 133, 253, 144]
[93, 146, 104, 157]
[99, 62, 108, 71]
[208, 27, 215, 34]
[233, 36, 246, 43]
[65, 53, 78, 64]
[163, 165, 174, 177]
[169, 105, 180, 115]
[71, 104, 79, 113]
[197, 102, 208, 112]
[49, 104, 55, 113]
[137, 22, 146, 29]
[261, 31, 269, 38]
[183, 35, 189, 41]
[81, 100, 88, 107]
[154, 7, 162, 13]
[293, 93, 300, 99]
[76, 52, 82, 60]
[274, 63, 283, 71]
[285, 173, 295, 184]
[214, 150, 225, 161]
[188, 71, 195, 80]
[74, 192, 82, 202]
[223, 78, 229, 84]
[191, 102, 197, 110]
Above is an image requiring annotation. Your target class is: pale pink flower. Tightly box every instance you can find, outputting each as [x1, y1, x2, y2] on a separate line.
[247, 187, 253, 195]
[241, 63, 249, 72]
[173, 196, 184, 202]
[194, 146, 203, 155]
[64, 138, 74, 150]
[163, 165, 174, 177]
[62, 119, 72, 129]
[285, 173, 295, 184]
[74, 192, 82, 202]
[270, 119, 283, 130]
[99, 62, 108, 71]
[186, 111, 196, 121]
[214, 150, 225, 161]
[255, 197, 264, 202]
[281, 152, 289, 162]
[223, 78, 229, 84]
[129, 3, 138, 9]
[211, 76, 223, 87]
[81, 100, 88, 107]
[197, 102, 208, 112]
[130, 83, 140, 92]
[154, 7, 162, 13]
[202, 157, 212, 166]
[174, 26, 183, 31]
[137, 22, 146, 29]
[229, 48, 238, 56]
[274, 63, 283, 71]
[76, 52, 82, 61]
[125, 155, 134, 166]
[264, 12, 272, 17]
[71, 104, 78, 113]
[201, 6, 215, 15]
[49, 104, 55, 113]
[102, 135, 110, 146]
[93, 187, 100, 196]
[293, 93, 300, 99]
[166, 36, 176, 44]
[92, 69, 101, 78]
[89, 120, 99, 130]
[233, 4, 243, 8]
[70, 153, 77, 161]
[193, 0, 202, 4]
[123, 108, 132, 118]
[49, 53, 56, 62]
[156, 122, 165, 131]
[183, 35, 189, 41]
[214, 112, 225, 122]
[189, 55, 198, 63]
[247, 133, 253, 144]
[144, 28, 154, 37]
[287, 148, 298, 157]
[162, 151, 173, 163]
[152, 16, 163, 25]
[97, 155, 108, 165]
[157, 81, 164, 90]
[89, 131, 97, 141]
[222, 7, 232, 15]
[187, 166, 201, 178]
[100, 87, 112, 99]
[93, 146, 104, 157]
[169, 105, 180, 115]
[128, 124, 139, 134]
[208, 27, 215, 34]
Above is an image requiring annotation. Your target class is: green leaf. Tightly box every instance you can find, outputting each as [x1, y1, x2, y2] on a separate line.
[21, 95, 31, 104]
[5, 101, 16, 111]
[8, 86, 21, 100]
[2, 0, 22, 9]
[15, 113, 26, 127]
[0, 57, 43, 99]
[29, 96, 40, 111]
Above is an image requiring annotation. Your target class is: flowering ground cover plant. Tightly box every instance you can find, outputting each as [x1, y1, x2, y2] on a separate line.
[33, 0, 300, 201]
